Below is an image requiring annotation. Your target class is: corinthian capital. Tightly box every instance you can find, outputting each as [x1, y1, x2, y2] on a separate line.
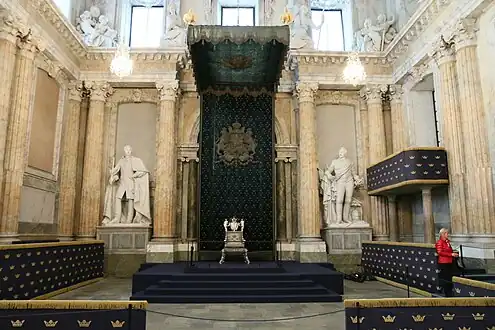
[67, 81, 83, 102]
[295, 82, 318, 103]
[360, 85, 387, 104]
[388, 85, 404, 103]
[16, 29, 45, 59]
[156, 80, 180, 101]
[0, 9, 19, 43]
[85, 81, 114, 102]
[429, 36, 455, 65]
[452, 18, 478, 50]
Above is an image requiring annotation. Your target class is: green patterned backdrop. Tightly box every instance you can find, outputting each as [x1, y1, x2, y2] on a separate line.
[199, 92, 274, 256]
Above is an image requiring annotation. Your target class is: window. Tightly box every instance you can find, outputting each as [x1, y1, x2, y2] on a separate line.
[311, 9, 345, 51]
[53, 0, 72, 20]
[129, 5, 164, 47]
[221, 7, 255, 26]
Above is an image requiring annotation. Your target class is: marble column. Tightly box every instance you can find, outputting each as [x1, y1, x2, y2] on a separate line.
[388, 196, 398, 241]
[295, 82, 326, 261]
[57, 81, 83, 240]
[0, 12, 19, 231]
[389, 85, 408, 152]
[453, 19, 495, 235]
[77, 81, 113, 239]
[153, 80, 179, 241]
[361, 85, 389, 240]
[0, 33, 42, 242]
[422, 187, 435, 243]
[430, 37, 468, 236]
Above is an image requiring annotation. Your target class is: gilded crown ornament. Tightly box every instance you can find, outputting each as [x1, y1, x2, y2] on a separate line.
[472, 313, 484, 320]
[441, 313, 455, 321]
[412, 314, 426, 322]
[350, 316, 365, 324]
[280, 7, 293, 25]
[111, 320, 125, 328]
[183, 9, 196, 25]
[44, 320, 58, 328]
[10, 320, 25, 328]
[77, 320, 92, 328]
[382, 315, 396, 323]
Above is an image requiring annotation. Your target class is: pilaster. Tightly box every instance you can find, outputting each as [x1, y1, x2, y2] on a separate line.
[294, 81, 326, 262]
[453, 19, 495, 235]
[0, 31, 43, 242]
[77, 81, 113, 240]
[57, 81, 83, 240]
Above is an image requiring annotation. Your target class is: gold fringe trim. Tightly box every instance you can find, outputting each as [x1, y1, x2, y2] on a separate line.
[33, 278, 103, 300]
[367, 179, 449, 195]
[367, 146, 446, 169]
[374, 276, 432, 297]
[0, 240, 104, 251]
[344, 297, 495, 308]
[363, 241, 435, 248]
[453, 276, 495, 291]
[0, 299, 148, 310]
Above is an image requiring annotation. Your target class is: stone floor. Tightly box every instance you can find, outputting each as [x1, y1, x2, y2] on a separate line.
[53, 278, 420, 330]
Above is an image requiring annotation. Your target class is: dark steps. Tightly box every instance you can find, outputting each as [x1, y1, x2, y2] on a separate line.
[144, 285, 329, 296]
[156, 279, 316, 288]
[130, 293, 342, 303]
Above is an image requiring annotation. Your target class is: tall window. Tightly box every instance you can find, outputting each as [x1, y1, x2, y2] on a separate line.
[311, 9, 344, 51]
[129, 5, 164, 47]
[221, 7, 255, 26]
[53, 0, 72, 20]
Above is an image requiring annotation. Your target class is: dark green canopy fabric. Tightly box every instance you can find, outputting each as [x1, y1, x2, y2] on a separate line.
[187, 25, 290, 92]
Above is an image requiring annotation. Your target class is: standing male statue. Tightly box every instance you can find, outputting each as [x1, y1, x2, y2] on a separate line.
[102, 145, 151, 225]
[322, 147, 360, 225]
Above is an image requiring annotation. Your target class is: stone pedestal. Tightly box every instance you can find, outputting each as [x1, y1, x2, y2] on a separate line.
[96, 225, 151, 277]
[296, 239, 327, 263]
[323, 223, 372, 272]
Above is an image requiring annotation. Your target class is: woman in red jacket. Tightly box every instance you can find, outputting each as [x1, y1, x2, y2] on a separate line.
[435, 228, 459, 297]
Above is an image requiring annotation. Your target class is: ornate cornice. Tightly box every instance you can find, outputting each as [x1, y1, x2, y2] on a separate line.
[315, 91, 359, 106]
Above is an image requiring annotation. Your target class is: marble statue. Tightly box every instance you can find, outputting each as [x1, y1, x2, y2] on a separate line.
[354, 14, 396, 52]
[319, 147, 364, 227]
[102, 145, 151, 226]
[161, 1, 187, 47]
[287, 0, 324, 49]
[76, 5, 117, 47]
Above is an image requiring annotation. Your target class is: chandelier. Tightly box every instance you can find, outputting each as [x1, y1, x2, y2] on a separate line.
[110, 41, 133, 78]
[342, 52, 366, 86]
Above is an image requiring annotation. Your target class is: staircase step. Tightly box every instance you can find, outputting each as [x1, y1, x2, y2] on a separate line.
[130, 292, 343, 303]
[144, 286, 329, 296]
[157, 279, 316, 288]
[167, 273, 303, 281]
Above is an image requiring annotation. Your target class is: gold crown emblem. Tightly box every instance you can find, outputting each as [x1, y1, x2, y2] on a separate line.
[412, 314, 426, 322]
[458, 327, 470, 330]
[350, 316, 364, 324]
[455, 288, 461, 293]
[486, 327, 495, 330]
[111, 320, 125, 328]
[10, 320, 25, 328]
[382, 315, 396, 323]
[427, 328, 443, 330]
[472, 313, 484, 320]
[77, 320, 92, 328]
[43, 320, 58, 328]
[441, 313, 455, 321]
[280, 7, 294, 25]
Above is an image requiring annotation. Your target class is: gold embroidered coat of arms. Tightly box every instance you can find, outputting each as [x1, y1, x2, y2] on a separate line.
[216, 122, 257, 166]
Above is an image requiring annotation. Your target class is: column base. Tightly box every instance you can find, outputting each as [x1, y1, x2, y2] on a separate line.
[146, 241, 176, 263]
[372, 234, 390, 241]
[57, 235, 75, 242]
[296, 238, 327, 263]
[276, 241, 297, 260]
[74, 235, 97, 241]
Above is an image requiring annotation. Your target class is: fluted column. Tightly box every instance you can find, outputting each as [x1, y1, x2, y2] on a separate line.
[422, 187, 435, 243]
[388, 196, 398, 241]
[295, 82, 320, 239]
[361, 85, 389, 240]
[0, 12, 19, 229]
[77, 82, 113, 239]
[453, 19, 495, 234]
[389, 85, 408, 152]
[153, 80, 180, 241]
[430, 37, 468, 236]
[0, 33, 42, 242]
[57, 81, 83, 240]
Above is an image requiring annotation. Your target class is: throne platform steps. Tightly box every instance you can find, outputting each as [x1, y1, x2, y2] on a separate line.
[130, 261, 343, 304]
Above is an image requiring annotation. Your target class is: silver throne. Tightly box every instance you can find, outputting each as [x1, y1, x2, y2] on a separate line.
[219, 216, 250, 264]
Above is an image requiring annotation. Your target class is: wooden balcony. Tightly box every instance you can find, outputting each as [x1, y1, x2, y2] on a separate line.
[366, 147, 449, 196]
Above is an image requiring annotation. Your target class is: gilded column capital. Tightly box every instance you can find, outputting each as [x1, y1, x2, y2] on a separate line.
[388, 85, 404, 104]
[429, 36, 455, 66]
[156, 80, 180, 101]
[360, 85, 387, 105]
[295, 82, 318, 103]
[85, 81, 114, 102]
[67, 81, 84, 102]
[452, 18, 478, 50]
